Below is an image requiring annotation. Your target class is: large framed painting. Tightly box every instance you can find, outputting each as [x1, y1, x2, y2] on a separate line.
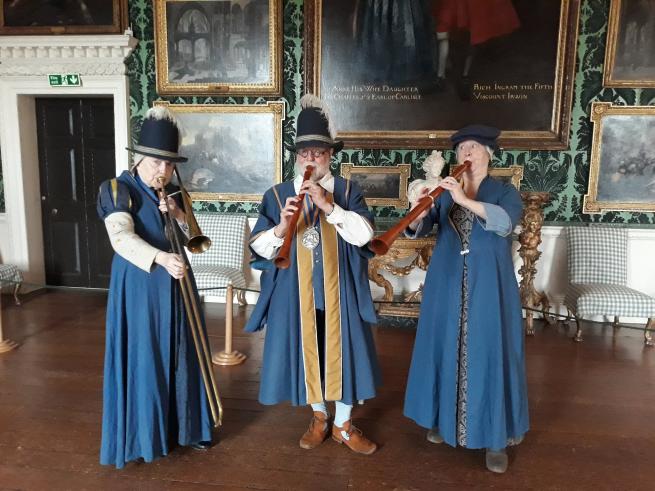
[304, 0, 580, 149]
[583, 102, 655, 213]
[603, 0, 655, 87]
[0, 0, 127, 35]
[154, 101, 285, 202]
[154, 0, 282, 96]
[340, 164, 411, 207]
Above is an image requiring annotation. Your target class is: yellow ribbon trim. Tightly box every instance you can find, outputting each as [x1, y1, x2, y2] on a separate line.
[110, 179, 118, 207]
[321, 199, 342, 401]
[296, 193, 342, 403]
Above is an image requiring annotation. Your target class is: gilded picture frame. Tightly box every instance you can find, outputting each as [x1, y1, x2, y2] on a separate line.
[340, 164, 411, 207]
[583, 102, 655, 213]
[603, 0, 655, 88]
[490, 166, 524, 190]
[450, 164, 524, 190]
[304, 0, 580, 150]
[154, 100, 285, 202]
[0, 0, 127, 35]
[154, 0, 283, 96]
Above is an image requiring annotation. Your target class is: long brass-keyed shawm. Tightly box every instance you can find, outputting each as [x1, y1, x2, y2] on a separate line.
[157, 176, 222, 427]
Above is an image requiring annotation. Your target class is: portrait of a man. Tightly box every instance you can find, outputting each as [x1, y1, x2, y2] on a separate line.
[306, 0, 579, 148]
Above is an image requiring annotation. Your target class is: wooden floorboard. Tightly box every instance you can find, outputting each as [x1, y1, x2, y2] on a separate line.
[1, 291, 654, 490]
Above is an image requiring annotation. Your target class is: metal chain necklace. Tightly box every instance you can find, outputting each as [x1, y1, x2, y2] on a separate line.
[300, 194, 321, 250]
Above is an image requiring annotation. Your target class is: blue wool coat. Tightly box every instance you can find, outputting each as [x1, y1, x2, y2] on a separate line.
[403, 176, 529, 450]
[97, 171, 211, 468]
[245, 177, 381, 406]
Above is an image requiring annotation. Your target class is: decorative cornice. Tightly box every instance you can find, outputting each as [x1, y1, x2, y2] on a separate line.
[0, 30, 138, 76]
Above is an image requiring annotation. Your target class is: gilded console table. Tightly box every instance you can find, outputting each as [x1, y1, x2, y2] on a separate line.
[518, 191, 553, 335]
[368, 236, 435, 317]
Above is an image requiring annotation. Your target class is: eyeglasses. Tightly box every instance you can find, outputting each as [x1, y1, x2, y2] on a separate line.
[298, 148, 330, 159]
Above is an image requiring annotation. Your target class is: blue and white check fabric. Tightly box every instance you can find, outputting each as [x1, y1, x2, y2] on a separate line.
[565, 226, 655, 318]
[566, 226, 627, 285]
[0, 264, 23, 287]
[565, 283, 655, 317]
[190, 213, 248, 293]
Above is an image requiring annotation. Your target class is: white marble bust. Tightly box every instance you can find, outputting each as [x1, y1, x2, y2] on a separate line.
[407, 150, 446, 205]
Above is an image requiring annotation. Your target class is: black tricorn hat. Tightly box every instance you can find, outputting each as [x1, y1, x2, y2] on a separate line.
[292, 94, 344, 153]
[126, 106, 188, 163]
[451, 124, 501, 151]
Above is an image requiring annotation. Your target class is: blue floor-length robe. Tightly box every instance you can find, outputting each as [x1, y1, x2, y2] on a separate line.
[97, 170, 212, 468]
[245, 177, 381, 406]
[404, 176, 529, 450]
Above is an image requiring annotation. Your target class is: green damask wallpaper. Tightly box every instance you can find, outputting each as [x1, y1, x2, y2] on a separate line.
[0, 0, 653, 223]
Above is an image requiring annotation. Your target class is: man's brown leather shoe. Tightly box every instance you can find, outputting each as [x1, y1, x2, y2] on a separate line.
[299, 411, 330, 449]
[331, 420, 377, 455]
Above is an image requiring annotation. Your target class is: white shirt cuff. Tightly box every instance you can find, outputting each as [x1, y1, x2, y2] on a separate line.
[250, 226, 284, 260]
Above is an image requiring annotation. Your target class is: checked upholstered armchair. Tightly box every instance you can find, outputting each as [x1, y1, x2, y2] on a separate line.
[564, 226, 655, 346]
[190, 213, 248, 305]
[0, 263, 23, 306]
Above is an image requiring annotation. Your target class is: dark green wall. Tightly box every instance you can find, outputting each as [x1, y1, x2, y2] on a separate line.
[1, 0, 653, 224]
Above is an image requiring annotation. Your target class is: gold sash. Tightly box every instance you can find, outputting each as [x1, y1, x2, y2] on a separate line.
[296, 193, 342, 403]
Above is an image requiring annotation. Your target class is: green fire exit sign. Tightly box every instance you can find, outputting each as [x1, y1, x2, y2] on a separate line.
[48, 73, 82, 86]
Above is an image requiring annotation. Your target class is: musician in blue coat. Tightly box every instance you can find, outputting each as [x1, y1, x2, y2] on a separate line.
[245, 95, 381, 455]
[97, 107, 213, 468]
[403, 125, 528, 473]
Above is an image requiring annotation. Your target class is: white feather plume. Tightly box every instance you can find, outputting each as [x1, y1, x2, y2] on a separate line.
[300, 93, 336, 139]
[145, 105, 177, 123]
[144, 105, 185, 138]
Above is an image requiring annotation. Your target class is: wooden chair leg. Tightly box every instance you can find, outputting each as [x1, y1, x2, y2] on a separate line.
[612, 316, 620, 330]
[573, 317, 584, 343]
[13, 282, 22, 306]
[645, 318, 654, 347]
[562, 307, 574, 329]
[236, 289, 247, 306]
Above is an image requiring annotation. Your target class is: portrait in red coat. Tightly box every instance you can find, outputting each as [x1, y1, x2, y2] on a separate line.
[432, 0, 521, 45]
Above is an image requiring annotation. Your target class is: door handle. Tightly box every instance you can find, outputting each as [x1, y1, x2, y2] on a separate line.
[51, 208, 58, 216]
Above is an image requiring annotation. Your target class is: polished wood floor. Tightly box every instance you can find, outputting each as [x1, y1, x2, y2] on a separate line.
[0, 291, 654, 490]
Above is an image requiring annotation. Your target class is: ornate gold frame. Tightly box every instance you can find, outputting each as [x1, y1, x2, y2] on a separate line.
[154, 0, 282, 96]
[340, 164, 411, 207]
[491, 166, 524, 189]
[304, 0, 580, 149]
[603, 0, 655, 88]
[0, 0, 127, 35]
[584, 102, 655, 213]
[450, 164, 524, 189]
[154, 100, 285, 202]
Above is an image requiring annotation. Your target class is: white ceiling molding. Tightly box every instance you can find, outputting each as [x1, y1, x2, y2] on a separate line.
[0, 30, 138, 76]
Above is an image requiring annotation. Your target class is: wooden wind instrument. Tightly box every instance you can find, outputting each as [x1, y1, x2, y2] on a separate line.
[368, 160, 472, 256]
[274, 165, 314, 269]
